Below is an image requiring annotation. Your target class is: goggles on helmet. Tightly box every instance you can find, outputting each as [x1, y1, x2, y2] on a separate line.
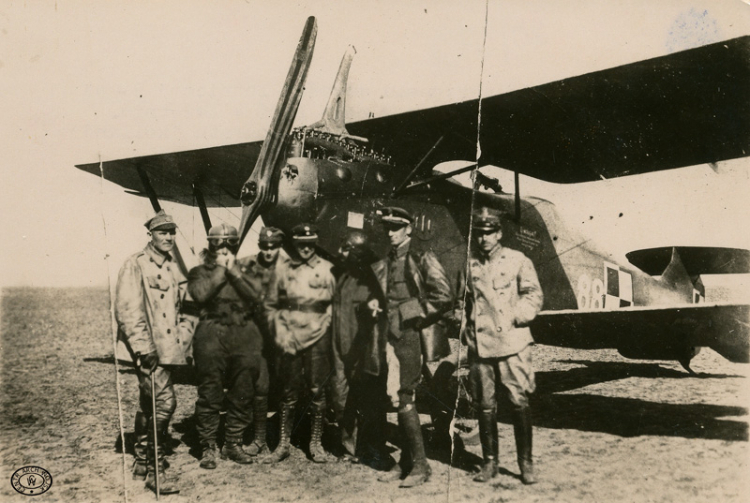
[208, 237, 240, 248]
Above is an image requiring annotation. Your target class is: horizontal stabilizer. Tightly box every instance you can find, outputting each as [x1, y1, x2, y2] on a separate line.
[627, 247, 750, 276]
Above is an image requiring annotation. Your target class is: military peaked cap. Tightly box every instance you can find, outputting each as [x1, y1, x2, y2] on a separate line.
[472, 207, 503, 231]
[291, 223, 319, 242]
[378, 206, 413, 226]
[259, 227, 284, 246]
[145, 210, 177, 231]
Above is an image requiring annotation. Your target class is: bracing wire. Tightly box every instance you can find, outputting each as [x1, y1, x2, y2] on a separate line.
[448, 1, 490, 497]
[98, 157, 130, 503]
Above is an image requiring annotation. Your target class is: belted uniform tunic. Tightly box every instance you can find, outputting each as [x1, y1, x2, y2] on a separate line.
[264, 254, 336, 410]
[264, 255, 335, 355]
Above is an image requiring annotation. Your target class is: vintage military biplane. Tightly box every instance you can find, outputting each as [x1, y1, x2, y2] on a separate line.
[77, 17, 750, 372]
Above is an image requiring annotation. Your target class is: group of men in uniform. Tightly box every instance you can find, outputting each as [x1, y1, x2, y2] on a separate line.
[114, 204, 544, 495]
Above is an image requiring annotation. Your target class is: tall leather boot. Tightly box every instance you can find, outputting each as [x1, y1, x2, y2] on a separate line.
[473, 408, 498, 482]
[399, 405, 431, 488]
[378, 406, 411, 483]
[426, 361, 456, 449]
[364, 385, 392, 471]
[247, 396, 269, 456]
[339, 406, 359, 461]
[262, 403, 293, 464]
[310, 405, 336, 463]
[145, 419, 180, 495]
[378, 440, 409, 482]
[513, 406, 537, 485]
[132, 411, 149, 480]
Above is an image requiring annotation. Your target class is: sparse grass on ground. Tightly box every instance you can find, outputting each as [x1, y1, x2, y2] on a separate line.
[1, 287, 747, 502]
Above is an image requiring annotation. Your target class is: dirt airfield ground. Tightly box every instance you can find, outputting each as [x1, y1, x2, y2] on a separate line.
[1, 287, 748, 503]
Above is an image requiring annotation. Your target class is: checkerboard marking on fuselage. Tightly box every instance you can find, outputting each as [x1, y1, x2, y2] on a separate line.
[604, 262, 633, 308]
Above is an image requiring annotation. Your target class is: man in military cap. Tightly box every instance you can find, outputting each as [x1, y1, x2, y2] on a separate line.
[244, 227, 286, 301]
[331, 230, 389, 468]
[115, 210, 188, 494]
[372, 206, 453, 488]
[234, 226, 286, 456]
[459, 207, 543, 485]
[188, 223, 269, 468]
[263, 223, 337, 464]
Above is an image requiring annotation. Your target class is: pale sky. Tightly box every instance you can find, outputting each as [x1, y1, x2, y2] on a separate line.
[1, 0, 749, 287]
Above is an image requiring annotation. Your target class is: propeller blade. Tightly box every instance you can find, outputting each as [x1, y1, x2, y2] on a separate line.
[238, 16, 317, 244]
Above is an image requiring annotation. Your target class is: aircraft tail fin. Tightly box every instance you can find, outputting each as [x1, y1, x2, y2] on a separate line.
[659, 247, 694, 301]
[308, 46, 364, 139]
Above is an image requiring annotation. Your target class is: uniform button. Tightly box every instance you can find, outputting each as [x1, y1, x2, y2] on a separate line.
[497, 327, 503, 332]
[163, 313, 167, 318]
[501, 272, 506, 276]
[167, 329, 171, 334]
[166, 266, 170, 271]
[160, 294, 165, 299]
[158, 274, 162, 279]
[176, 338, 180, 343]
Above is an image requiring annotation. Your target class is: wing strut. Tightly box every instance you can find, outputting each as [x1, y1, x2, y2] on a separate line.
[395, 135, 445, 193]
[135, 166, 190, 275]
[398, 162, 477, 193]
[192, 183, 212, 233]
[514, 171, 521, 222]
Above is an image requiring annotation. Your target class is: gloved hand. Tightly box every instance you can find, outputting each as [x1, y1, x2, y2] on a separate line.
[138, 351, 159, 375]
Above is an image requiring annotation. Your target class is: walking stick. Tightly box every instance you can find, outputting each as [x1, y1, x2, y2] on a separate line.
[150, 371, 160, 500]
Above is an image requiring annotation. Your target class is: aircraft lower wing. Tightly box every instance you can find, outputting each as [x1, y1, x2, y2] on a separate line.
[531, 303, 749, 364]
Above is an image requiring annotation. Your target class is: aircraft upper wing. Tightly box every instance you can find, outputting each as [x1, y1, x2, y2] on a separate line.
[76, 36, 749, 200]
[531, 303, 750, 363]
[76, 141, 263, 207]
[348, 36, 750, 183]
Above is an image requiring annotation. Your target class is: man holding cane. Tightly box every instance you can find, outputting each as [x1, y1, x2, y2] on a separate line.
[115, 210, 189, 494]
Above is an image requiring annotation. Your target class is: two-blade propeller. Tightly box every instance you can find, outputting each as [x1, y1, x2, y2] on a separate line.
[238, 16, 317, 245]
